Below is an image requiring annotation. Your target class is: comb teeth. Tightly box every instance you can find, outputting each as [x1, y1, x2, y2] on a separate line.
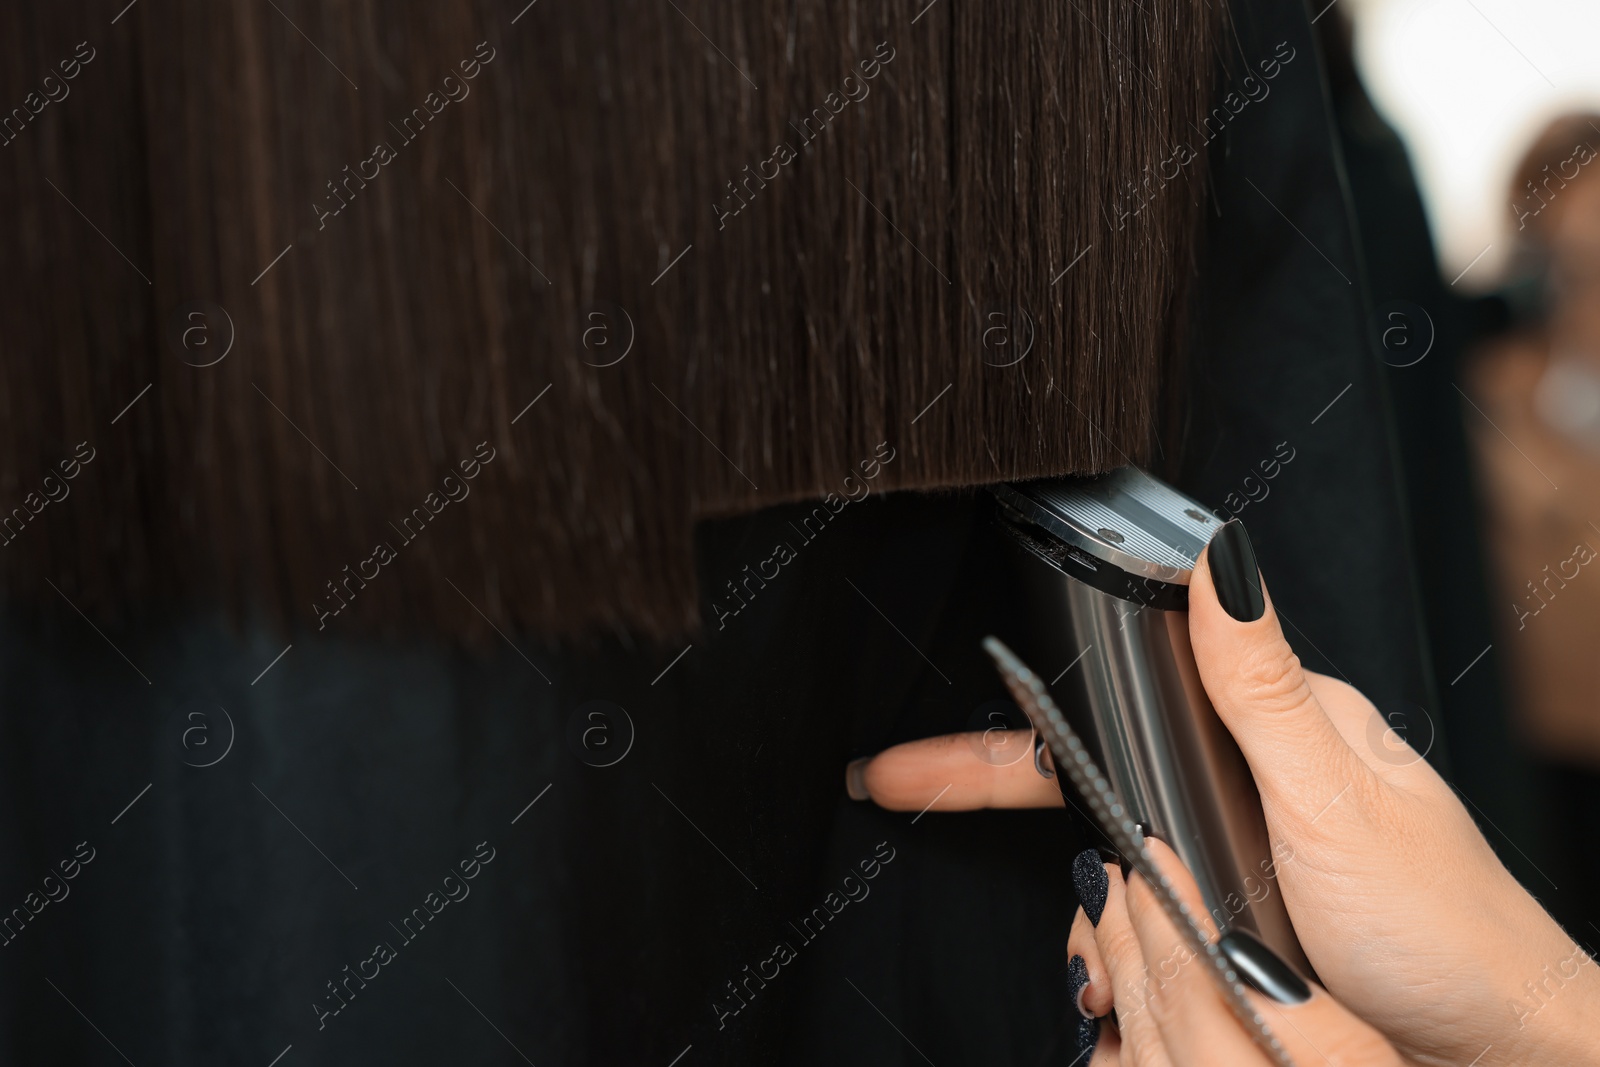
[981, 636, 1296, 1067]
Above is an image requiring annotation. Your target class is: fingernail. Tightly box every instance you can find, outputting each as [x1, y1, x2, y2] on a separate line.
[1219, 928, 1311, 1004]
[1072, 848, 1109, 926]
[1119, 825, 1149, 880]
[1033, 733, 1055, 779]
[1076, 1016, 1099, 1058]
[1067, 954, 1091, 1019]
[846, 757, 871, 801]
[1209, 519, 1265, 622]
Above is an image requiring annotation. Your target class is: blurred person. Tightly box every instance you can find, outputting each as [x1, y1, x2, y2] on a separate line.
[1465, 115, 1600, 766]
[1464, 111, 1600, 941]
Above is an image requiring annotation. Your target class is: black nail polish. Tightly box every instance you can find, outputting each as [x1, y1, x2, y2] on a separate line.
[1067, 954, 1091, 1018]
[1076, 1016, 1099, 1058]
[1072, 848, 1108, 926]
[1219, 929, 1311, 1005]
[1210, 519, 1265, 622]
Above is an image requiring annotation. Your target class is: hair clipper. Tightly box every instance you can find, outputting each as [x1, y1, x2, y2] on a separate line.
[989, 466, 1309, 972]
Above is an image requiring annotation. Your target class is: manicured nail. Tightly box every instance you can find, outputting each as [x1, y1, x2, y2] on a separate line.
[1072, 848, 1109, 926]
[846, 757, 871, 801]
[1121, 825, 1151, 880]
[1209, 519, 1265, 622]
[1067, 954, 1091, 1019]
[1076, 1017, 1099, 1058]
[1219, 929, 1311, 1005]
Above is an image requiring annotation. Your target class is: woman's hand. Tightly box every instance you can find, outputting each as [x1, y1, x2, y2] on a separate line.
[1069, 837, 1403, 1066]
[846, 520, 1600, 1066]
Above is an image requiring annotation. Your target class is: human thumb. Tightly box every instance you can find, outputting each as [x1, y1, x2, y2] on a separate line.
[1188, 520, 1372, 818]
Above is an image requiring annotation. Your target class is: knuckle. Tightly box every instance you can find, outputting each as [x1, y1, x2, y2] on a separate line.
[1098, 923, 1143, 975]
[1231, 639, 1314, 712]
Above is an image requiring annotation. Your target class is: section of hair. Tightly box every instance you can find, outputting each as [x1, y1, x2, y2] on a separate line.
[0, 0, 1219, 641]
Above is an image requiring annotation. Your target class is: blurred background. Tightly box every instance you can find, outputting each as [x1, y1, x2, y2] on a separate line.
[1336, 0, 1600, 936]
[1347, 0, 1600, 283]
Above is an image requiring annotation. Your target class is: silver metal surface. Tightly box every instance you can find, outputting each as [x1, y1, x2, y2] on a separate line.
[992, 468, 1220, 582]
[983, 637, 1296, 1067]
[991, 466, 1308, 974]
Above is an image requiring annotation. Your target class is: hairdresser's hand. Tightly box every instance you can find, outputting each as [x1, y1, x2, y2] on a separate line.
[847, 520, 1600, 1066]
[1068, 836, 1404, 1066]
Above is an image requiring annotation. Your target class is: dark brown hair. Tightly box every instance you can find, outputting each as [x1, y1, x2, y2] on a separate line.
[0, 0, 1219, 641]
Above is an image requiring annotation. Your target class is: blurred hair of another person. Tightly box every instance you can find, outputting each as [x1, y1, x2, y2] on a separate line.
[1465, 113, 1600, 768]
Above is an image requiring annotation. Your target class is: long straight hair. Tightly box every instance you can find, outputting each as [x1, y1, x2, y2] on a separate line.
[0, 0, 1220, 640]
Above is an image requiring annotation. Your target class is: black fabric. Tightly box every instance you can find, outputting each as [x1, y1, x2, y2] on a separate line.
[0, 2, 1449, 1065]
[1173, 1, 1433, 715]
[1315, 16, 1554, 910]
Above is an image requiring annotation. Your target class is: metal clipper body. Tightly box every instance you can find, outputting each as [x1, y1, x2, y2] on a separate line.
[990, 467, 1308, 972]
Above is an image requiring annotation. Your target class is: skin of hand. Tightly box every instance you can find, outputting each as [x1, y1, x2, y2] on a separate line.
[1071, 837, 1405, 1067]
[847, 540, 1600, 1067]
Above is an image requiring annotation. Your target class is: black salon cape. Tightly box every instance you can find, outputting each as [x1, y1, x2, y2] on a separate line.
[0, 5, 1447, 1066]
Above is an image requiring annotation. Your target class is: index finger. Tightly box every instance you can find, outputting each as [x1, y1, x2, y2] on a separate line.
[847, 730, 1065, 810]
[1126, 839, 1404, 1067]
[1123, 839, 1282, 1067]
